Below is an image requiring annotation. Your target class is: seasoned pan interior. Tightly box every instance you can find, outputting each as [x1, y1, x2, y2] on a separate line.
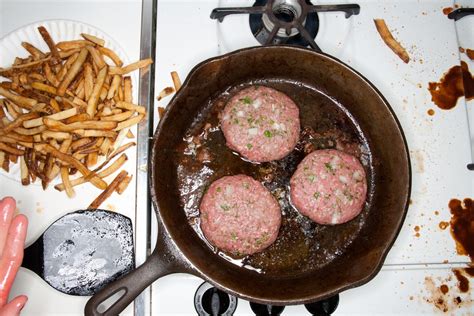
[151, 46, 410, 304]
[176, 78, 374, 276]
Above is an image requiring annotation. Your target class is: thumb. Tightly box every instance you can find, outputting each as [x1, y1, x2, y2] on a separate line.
[0, 295, 27, 316]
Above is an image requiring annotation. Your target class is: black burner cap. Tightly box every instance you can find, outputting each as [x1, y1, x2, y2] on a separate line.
[194, 282, 238, 316]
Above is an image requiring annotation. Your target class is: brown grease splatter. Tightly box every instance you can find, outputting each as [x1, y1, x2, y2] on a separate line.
[453, 269, 469, 293]
[414, 225, 420, 232]
[467, 49, 474, 61]
[442, 7, 453, 15]
[459, 47, 466, 53]
[427, 109, 435, 116]
[435, 210, 439, 215]
[439, 221, 449, 230]
[428, 61, 474, 110]
[449, 198, 474, 261]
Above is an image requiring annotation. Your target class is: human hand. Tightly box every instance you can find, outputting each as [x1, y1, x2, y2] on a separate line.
[0, 197, 28, 316]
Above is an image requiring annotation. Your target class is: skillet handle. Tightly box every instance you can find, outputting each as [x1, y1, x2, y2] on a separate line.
[84, 253, 165, 316]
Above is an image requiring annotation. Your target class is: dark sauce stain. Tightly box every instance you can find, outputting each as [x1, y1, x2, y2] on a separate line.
[453, 269, 469, 293]
[448, 198, 474, 261]
[427, 109, 435, 116]
[428, 61, 474, 110]
[175, 79, 373, 276]
[464, 267, 474, 277]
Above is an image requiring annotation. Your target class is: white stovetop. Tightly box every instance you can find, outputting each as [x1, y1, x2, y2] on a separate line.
[152, 0, 474, 315]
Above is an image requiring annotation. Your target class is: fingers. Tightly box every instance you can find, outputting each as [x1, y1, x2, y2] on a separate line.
[0, 197, 16, 257]
[0, 215, 28, 307]
[0, 295, 27, 316]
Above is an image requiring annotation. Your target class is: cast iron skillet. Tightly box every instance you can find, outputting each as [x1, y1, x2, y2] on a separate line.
[85, 46, 411, 315]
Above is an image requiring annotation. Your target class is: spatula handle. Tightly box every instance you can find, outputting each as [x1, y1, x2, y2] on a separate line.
[84, 250, 173, 316]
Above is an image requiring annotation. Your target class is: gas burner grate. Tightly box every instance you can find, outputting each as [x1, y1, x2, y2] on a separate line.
[211, 0, 360, 52]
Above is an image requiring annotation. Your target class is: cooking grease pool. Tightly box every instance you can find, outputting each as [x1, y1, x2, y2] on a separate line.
[174, 79, 374, 277]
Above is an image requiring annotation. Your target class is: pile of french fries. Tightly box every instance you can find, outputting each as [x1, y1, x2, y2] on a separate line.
[0, 26, 152, 208]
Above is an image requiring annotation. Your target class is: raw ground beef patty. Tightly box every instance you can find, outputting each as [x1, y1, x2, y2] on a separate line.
[200, 175, 281, 255]
[220, 86, 300, 162]
[290, 149, 367, 225]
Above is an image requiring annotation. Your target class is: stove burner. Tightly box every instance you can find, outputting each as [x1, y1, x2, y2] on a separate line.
[250, 0, 319, 48]
[194, 282, 238, 316]
[249, 302, 285, 315]
[304, 294, 339, 315]
[211, 0, 360, 52]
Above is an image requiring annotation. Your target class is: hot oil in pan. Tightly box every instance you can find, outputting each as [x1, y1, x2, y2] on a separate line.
[175, 79, 373, 277]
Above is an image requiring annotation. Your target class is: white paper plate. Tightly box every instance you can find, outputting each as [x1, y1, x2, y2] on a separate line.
[0, 19, 134, 184]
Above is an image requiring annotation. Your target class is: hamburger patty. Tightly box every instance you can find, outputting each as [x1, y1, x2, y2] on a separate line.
[220, 86, 300, 162]
[200, 175, 281, 255]
[290, 149, 367, 225]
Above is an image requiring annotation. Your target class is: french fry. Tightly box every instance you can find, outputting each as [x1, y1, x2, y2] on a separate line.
[20, 156, 30, 185]
[81, 33, 105, 47]
[31, 81, 57, 95]
[60, 166, 75, 198]
[123, 77, 132, 103]
[21, 42, 45, 59]
[37, 26, 60, 64]
[114, 114, 144, 131]
[44, 117, 117, 131]
[117, 174, 132, 194]
[0, 132, 34, 143]
[75, 129, 117, 138]
[87, 152, 98, 167]
[14, 125, 46, 135]
[126, 130, 134, 139]
[157, 86, 175, 101]
[44, 63, 60, 87]
[41, 131, 70, 140]
[100, 111, 133, 122]
[57, 48, 89, 96]
[115, 101, 146, 114]
[107, 75, 121, 99]
[171, 71, 182, 91]
[84, 63, 93, 101]
[58, 48, 81, 59]
[5, 101, 20, 119]
[89, 170, 128, 208]
[0, 86, 38, 109]
[56, 40, 90, 51]
[0, 142, 25, 155]
[86, 46, 106, 69]
[374, 19, 410, 64]
[109, 58, 153, 75]
[87, 66, 107, 117]
[1, 152, 9, 172]
[23, 107, 78, 128]
[98, 46, 123, 67]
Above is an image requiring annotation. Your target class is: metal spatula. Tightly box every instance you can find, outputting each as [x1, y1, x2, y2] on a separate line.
[21, 209, 135, 296]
